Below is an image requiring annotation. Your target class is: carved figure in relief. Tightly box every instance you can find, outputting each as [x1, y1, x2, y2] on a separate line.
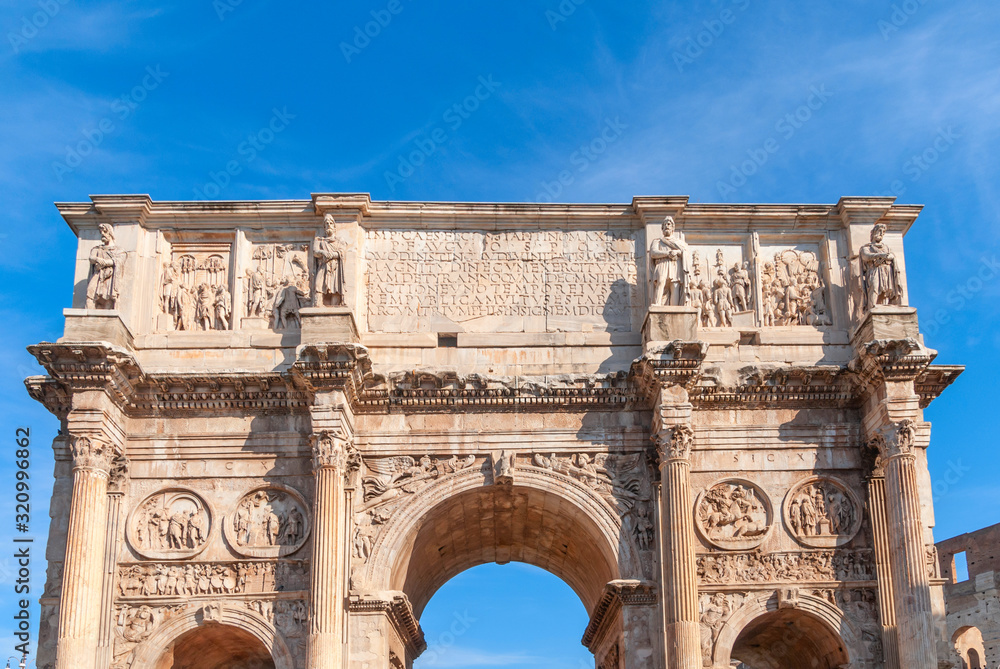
[313, 213, 346, 307]
[760, 250, 831, 326]
[273, 278, 307, 329]
[730, 261, 751, 312]
[133, 491, 209, 554]
[711, 269, 735, 327]
[214, 284, 232, 330]
[787, 479, 857, 544]
[233, 490, 308, 550]
[698, 481, 769, 546]
[649, 216, 688, 306]
[196, 284, 215, 330]
[700, 593, 730, 663]
[160, 261, 179, 316]
[860, 222, 902, 310]
[632, 503, 654, 550]
[86, 223, 126, 309]
[177, 284, 196, 331]
[362, 454, 476, 502]
[246, 266, 267, 317]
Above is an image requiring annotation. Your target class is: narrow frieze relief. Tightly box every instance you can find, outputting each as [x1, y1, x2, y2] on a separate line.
[117, 560, 309, 598]
[695, 479, 773, 550]
[127, 488, 212, 560]
[225, 486, 311, 558]
[696, 549, 876, 584]
[783, 476, 862, 548]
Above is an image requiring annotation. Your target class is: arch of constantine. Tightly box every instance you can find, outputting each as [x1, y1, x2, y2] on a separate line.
[27, 194, 965, 669]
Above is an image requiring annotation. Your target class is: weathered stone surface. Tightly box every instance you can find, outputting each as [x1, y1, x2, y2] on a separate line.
[26, 194, 965, 669]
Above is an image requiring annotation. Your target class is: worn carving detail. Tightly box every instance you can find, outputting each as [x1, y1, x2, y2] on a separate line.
[158, 248, 231, 331]
[650, 216, 689, 307]
[860, 222, 903, 311]
[784, 477, 862, 548]
[697, 549, 876, 584]
[699, 592, 747, 665]
[893, 419, 917, 456]
[695, 479, 772, 550]
[761, 249, 830, 327]
[226, 487, 310, 558]
[313, 213, 346, 307]
[599, 642, 620, 669]
[243, 241, 311, 330]
[655, 424, 694, 463]
[117, 560, 308, 597]
[362, 453, 477, 502]
[86, 222, 126, 310]
[111, 603, 184, 669]
[69, 435, 114, 472]
[108, 452, 130, 493]
[128, 489, 212, 560]
[837, 588, 883, 660]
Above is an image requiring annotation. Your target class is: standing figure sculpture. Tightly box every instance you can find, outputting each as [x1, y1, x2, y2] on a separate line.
[312, 213, 345, 307]
[860, 222, 902, 310]
[86, 222, 126, 309]
[649, 216, 688, 306]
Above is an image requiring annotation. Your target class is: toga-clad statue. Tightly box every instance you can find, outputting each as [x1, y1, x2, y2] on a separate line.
[860, 222, 902, 311]
[312, 213, 345, 307]
[86, 222, 126, 309]
[649, 216, 688, 306]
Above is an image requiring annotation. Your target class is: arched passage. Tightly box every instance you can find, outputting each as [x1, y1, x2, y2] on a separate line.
[953, 626, 986, 669]
[152, 624, 276, 669]
[729, 609, 850, 669]
[364, 471, 634, 618]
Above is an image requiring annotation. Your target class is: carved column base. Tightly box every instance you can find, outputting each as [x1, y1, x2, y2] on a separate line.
[667, 620, 702, 669]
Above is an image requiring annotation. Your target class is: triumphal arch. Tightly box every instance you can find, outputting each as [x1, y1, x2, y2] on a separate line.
[28, 194, 964, 669]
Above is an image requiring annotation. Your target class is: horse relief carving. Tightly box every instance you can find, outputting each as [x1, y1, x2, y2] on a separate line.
[695, 479, 772, 550]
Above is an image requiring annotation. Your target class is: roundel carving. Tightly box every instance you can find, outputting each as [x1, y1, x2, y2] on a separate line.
[225, 485, 311, 558]
[783, 476, 862, 548]
[128, 488, 213, 560]
[695, 478, 773, 550]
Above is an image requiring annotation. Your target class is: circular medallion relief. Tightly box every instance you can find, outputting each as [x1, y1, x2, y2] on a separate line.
[127, 488, 213, 560]
[225, 486, 311, 558]
[695, 478, 773, 550]
[783, 476, 862, 548]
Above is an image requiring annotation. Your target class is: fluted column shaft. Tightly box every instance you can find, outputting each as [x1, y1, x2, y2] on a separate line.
[657, 424, 700, 669]
[884, 445, 936, 669]
[55, 438, 112, 669]
[867, 475, 900, 669]
[307, 432, 349, 669]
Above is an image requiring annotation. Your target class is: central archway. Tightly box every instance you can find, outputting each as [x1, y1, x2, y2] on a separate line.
[729, 609, 850, 669]
[152, 624, 276, 669]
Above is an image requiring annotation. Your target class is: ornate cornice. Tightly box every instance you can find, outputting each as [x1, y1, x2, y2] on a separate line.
[291, 343, 375, 402]
[581, 580, 657, 650]
[915, 364, 964, 408]
[691, 365, 852, 409]
[133, 373, 310, 415]
[630, 340, 708, 404]
[28, 343, 143, 410]
[849, 338, 936, 389]
[348, 592, 426, 656]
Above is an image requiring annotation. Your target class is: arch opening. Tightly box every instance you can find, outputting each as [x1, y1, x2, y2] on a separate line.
[414, 562, 594, 668]
[953, 626, 986, 669]
[729, 609, 849, 669]
[390, 483, 622, 618]
[151, 623, 277, 669]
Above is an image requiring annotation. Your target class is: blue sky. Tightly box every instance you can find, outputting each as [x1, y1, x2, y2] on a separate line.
[1, 0, 999, 666]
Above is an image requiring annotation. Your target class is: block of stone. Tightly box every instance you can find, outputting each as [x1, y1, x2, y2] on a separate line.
[60, 308, 135, 349]
[299, 307, 359, 344]
[642, 306, 698, 343]
[851, 305, 920, 345]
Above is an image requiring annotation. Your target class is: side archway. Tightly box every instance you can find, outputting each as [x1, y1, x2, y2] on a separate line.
[130, 605, 293, 669]
[360, 468, 637, 616]
[952, 626, 986, 669]
[711, 592, 862, 669]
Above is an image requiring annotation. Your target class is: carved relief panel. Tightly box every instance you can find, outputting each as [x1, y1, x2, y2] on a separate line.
[695, 479, 773, 550]
[758, 245, 831, 327]
[157, 242, 233, 332]
[127, 488, 213, 560]
[224, 486, 311, 558]
[685, 245, 751, 328]
[782, 476, 861, 548]
[242, 242, 311, 330]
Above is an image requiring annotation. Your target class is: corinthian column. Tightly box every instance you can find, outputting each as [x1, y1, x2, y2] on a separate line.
[866, 452, 900, 669]
[307, 429, 353, 669]
[55, 436, 115, 669]
[879, 420, 937, 669]
[656, 423, 701, 669]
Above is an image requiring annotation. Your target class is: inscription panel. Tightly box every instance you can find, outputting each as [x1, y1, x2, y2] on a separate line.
[365, 228, 639, 333]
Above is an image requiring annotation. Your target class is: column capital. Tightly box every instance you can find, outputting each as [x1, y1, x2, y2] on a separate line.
[869, 419, 919, 465]
[310, 429, 359, 474]
[69, 434, 115, 474]
[654, 424, 694, 467]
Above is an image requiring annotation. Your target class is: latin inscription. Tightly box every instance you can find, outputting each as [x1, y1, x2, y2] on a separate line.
[365, 229, 638, 333]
